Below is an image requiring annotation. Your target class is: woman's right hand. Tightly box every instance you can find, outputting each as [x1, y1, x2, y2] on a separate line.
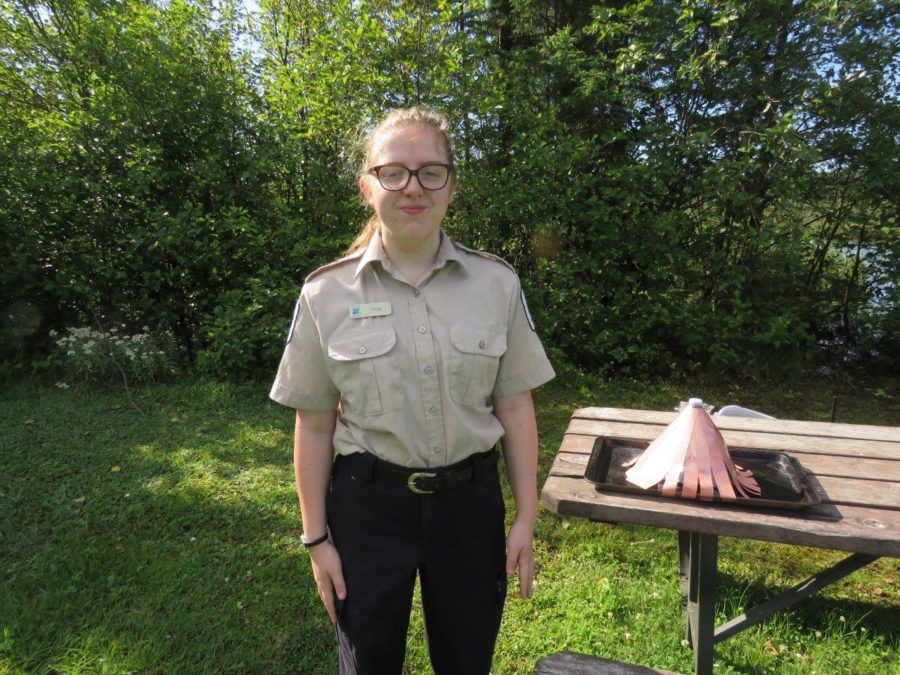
[308, 540, 346, 623]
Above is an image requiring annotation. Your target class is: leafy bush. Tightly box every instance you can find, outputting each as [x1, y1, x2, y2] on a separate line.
[2, 0, 895, 382]
[195, 280, 299, 380]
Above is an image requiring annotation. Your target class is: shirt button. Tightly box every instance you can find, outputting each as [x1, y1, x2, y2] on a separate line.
[478, 340, 486, 349]
[432, 447, 441, 455]
[414, 289, 420, 297]
[429, 406, 438, 415]
[424, 366, 434, 376]
[418, 325, 427, 334]
[358, 346, 367, 354]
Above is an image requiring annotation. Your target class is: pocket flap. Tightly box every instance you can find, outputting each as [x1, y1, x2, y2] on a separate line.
[450, 325, 507, 357]
[328, 328, 396, 361]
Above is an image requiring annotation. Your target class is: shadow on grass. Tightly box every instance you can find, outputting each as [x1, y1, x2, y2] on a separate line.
[3, 374, 897, 674]
[715, 570, 900, 645]
[1, 380, 337, 673]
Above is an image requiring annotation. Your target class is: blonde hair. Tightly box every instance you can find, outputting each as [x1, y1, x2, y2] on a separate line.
[346, 106, 456, 255]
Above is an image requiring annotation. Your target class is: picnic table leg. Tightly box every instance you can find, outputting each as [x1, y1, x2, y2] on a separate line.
[685, 532, 717, 675]
[678, 531, 691, 643]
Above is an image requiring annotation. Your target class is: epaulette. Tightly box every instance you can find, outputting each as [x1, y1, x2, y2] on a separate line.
[304, 248, 365, 283]
[451, 240, 517, 273]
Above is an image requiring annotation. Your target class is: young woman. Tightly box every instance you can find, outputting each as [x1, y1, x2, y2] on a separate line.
[270, 107, 555, 674]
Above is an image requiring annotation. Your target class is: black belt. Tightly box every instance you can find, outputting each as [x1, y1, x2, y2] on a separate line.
[356, 448, 498, 495]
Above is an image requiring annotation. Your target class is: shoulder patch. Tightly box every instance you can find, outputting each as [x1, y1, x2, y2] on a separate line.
[285, 299, 300, 344]
[304, 249, 365, 283]
[520, 288, 536, 331]
[451, 240, 516, 273]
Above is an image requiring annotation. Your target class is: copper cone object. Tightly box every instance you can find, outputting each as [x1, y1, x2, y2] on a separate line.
[624, 399, 761, 501]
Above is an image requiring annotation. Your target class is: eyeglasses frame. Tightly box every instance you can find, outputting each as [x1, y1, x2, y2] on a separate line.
[367, 163, 455, 191]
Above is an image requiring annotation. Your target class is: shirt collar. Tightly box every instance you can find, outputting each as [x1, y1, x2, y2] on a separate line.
[353, 228, 468, 280]
[434, 230, 468, 273]
[354, 228, 387, 280]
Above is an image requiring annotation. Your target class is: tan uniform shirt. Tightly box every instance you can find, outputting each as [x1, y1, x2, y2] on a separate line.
[270, 230, 555, 468]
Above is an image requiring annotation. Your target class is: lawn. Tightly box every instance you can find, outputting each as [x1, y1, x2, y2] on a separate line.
[1, 371, 897, 674]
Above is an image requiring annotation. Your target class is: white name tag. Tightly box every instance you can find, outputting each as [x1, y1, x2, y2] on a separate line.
[349, 302, 392, 319]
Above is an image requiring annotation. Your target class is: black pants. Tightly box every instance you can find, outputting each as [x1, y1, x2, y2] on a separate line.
[327, 452, 507, 675]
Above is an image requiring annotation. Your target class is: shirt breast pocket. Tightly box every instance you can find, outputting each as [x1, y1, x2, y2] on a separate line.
[449, 324, 507, 406]
[327, 328, 400, 416]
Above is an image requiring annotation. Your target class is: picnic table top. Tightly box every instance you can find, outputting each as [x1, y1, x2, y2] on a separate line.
[541, 407, 900, 557]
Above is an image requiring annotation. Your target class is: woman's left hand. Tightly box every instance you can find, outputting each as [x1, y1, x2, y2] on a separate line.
[506, 515, 535, 598]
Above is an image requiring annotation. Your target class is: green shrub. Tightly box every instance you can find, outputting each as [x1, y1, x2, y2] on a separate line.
[195, 280, 298, 380]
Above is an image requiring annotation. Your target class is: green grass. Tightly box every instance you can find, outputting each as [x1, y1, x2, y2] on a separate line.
[1, 372, 897, 674]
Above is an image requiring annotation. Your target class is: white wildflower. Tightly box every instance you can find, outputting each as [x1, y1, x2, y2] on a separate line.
[55, 381, 70, 389]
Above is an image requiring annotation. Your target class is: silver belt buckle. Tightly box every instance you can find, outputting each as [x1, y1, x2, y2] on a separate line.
[408, 471, 437, 494]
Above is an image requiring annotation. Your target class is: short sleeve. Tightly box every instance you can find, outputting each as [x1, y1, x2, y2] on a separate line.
[269, 286, 340, 411]
[492, 276, 556, 398]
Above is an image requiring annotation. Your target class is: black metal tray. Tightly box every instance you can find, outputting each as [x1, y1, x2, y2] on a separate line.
[584, 437, 820, 510]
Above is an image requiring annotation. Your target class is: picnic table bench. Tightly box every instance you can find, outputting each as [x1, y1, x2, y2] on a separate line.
[539, 407, 899, 674]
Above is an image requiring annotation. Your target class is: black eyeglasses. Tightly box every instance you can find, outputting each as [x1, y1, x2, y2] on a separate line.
[368, 163, 454, 191]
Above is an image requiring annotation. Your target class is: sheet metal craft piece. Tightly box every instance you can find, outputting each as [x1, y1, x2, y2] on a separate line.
[624, 398, 761, 501]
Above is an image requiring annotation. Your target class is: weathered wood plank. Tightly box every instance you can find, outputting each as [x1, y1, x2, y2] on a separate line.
[563, 420, 667, 442]
[554, 434, 900, 482]
[541, 475, 900, 556]
[570, 408, 681, 424]
[571, 408, 900, 442]
[557, 434, 602, 453]
[550, 451, 900, 510]
[565, 419, 899, 460]
[548, 448, 591, 475]
[533, 651, 681, 674]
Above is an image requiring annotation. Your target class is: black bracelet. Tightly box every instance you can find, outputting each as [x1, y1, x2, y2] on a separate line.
[301, 532, 329, 549]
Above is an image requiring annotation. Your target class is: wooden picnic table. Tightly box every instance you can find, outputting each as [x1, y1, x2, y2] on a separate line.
[540, 407, 900, 675]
